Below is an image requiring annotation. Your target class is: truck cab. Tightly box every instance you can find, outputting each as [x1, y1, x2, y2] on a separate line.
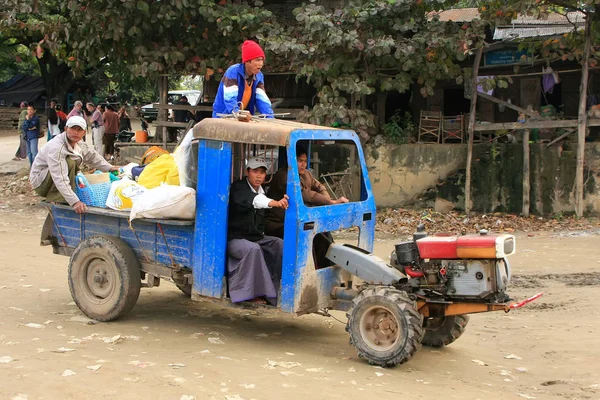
[189, 118, 376, 314]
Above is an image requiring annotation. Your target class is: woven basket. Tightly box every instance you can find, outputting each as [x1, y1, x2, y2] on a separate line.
[75, 174, 111, 207]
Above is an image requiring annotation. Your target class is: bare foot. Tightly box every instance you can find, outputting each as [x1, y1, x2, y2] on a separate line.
[246, 297, 267, 305]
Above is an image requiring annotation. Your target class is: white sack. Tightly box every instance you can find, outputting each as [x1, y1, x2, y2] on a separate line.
[105, 178, 147, 211]
[174, 129, 195, 188]
[129, 184, 196, 221]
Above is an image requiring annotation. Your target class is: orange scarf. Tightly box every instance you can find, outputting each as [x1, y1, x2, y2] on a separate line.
[240, 79, 252, 110]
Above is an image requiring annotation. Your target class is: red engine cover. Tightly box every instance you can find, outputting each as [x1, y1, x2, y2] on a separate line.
[416, 234, 501, 259]
[415, 236, 458, 259]
[455, 235, 497, 248]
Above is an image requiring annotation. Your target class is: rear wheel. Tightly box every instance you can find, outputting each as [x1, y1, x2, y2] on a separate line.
[68, 235, 141, 321]
[346, 286, 423, 367]
[422, 315, 469, 347]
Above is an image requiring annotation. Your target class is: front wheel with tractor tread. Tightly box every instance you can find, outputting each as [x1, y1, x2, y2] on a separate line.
[346, 286, 424, 367]
[422, 314, 469, 347]
[68, 235, 141, 322]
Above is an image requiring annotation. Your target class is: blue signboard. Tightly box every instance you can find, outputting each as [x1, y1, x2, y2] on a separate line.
[485, 49, 531, 66]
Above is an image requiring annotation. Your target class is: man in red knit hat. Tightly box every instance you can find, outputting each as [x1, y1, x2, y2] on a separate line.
[212, 40, 274, 118]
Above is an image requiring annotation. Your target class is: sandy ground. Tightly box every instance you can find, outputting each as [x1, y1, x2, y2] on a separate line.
[0, 132, 599, 400]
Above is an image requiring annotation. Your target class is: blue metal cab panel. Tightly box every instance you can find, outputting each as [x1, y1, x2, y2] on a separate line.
[191, 140, 232, 298]
[48, 205, 194, 267]
[279, 129, 376, 314]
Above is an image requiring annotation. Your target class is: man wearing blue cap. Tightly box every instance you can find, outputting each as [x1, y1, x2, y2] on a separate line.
[30, 116, 120, 214]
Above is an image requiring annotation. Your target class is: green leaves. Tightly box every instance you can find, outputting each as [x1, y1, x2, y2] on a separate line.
[136, 1, 149, 13]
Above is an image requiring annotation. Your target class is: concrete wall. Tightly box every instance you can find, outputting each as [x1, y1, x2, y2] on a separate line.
[365, 142, 600, 216]
[365, 144, 468, 207]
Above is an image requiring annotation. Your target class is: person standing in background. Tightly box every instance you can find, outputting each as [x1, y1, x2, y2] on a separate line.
[22, 105, 40, 165]
[55, 104, 68, 132]
[87, 103, 104, 155]
[67, 101, 84, 119]
[47, 98, 58, 141]
[118, 106, 132, 132]
[102, 104, 119, 159]
[12, 101, 28, 161]
[47, 99, 60, 140]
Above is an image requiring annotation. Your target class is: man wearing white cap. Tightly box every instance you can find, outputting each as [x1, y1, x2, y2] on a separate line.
[30, 116, 119, 214]
[226, 156, 289, 305]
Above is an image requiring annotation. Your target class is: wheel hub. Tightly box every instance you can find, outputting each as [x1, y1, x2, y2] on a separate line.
[359, 306, 401, 351]
[85, 259, 115, 300]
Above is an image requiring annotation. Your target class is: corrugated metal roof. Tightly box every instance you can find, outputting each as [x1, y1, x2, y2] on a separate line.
[429, 9, 586, 41]
[494, 11, 586, 40]
[494, 25, 583, 40]
[510, 11, 585, 25]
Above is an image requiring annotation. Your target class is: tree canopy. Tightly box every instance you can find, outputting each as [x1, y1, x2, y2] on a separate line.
[1, 0, 597, 137]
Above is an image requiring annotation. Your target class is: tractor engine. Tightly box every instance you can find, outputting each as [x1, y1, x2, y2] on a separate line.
[391, 225, 515, 301]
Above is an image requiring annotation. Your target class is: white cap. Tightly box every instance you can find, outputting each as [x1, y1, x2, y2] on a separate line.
[246, 156, 268, 170]
[66, 116, 87, 130]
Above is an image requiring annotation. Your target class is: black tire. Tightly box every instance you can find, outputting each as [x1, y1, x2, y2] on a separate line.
[422, 315, 469, 347]
[176, 283, 192, 297]
[346, 286, 423, 367]
[68, 235, 141, 322]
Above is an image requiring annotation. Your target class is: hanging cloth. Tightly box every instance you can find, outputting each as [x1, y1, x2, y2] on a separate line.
[542, 67, 559, 94]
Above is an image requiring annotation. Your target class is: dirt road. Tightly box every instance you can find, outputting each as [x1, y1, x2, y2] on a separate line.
[0, 203, 599, 400]
[0, 131, 599, 400]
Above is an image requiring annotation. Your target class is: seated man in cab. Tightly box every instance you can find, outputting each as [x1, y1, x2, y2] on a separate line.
[29, 116, 119, 214]
[227, 156, 289, 305]
[265, 147, 349, 238]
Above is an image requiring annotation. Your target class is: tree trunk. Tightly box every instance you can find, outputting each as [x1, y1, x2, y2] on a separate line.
[465, 48, 482, 214]
[575, 14, 592, 217]
[376, 92, 387, 128]
[522, 129, 530, 217]
[37, 52, 75, 108]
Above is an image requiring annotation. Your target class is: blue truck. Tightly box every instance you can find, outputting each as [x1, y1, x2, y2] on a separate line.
[40, 118, 535, 367]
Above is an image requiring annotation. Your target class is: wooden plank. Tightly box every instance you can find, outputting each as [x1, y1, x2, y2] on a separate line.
[474, 119, 600, 131]
[522, 129, 530, 217]
[477, 92, 549, 120]
[546, 128, 576, 147]
[152, 103, 209, 111]
[151, 103, 303, 116]
[114, 142, 162, 147]
[465, 48, 483, 214]
[153, 121, 190, 128]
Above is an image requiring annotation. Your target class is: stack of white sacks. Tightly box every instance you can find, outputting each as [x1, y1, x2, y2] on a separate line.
[105, 130, 196, 221]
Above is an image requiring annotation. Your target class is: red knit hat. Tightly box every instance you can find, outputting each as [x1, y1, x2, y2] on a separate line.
[241, 40, 265, 63]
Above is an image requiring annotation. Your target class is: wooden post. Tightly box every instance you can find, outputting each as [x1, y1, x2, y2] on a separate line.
[157, 75, 169, 149]
[575, 14, 592, 217]
[465, 48, 483, 214]
[522, 129, 530, 217]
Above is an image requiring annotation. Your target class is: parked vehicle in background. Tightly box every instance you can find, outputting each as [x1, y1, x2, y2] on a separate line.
[140, 90, 202, 122]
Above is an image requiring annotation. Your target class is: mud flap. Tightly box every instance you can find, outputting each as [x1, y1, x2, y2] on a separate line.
[40, 213, 54, 246]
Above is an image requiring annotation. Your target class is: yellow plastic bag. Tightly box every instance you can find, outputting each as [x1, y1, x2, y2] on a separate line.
[138, 154, 179, 189]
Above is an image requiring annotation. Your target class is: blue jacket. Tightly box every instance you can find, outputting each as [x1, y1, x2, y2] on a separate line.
[22, 115, 40, 140]
[212, 63, 274, 118]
